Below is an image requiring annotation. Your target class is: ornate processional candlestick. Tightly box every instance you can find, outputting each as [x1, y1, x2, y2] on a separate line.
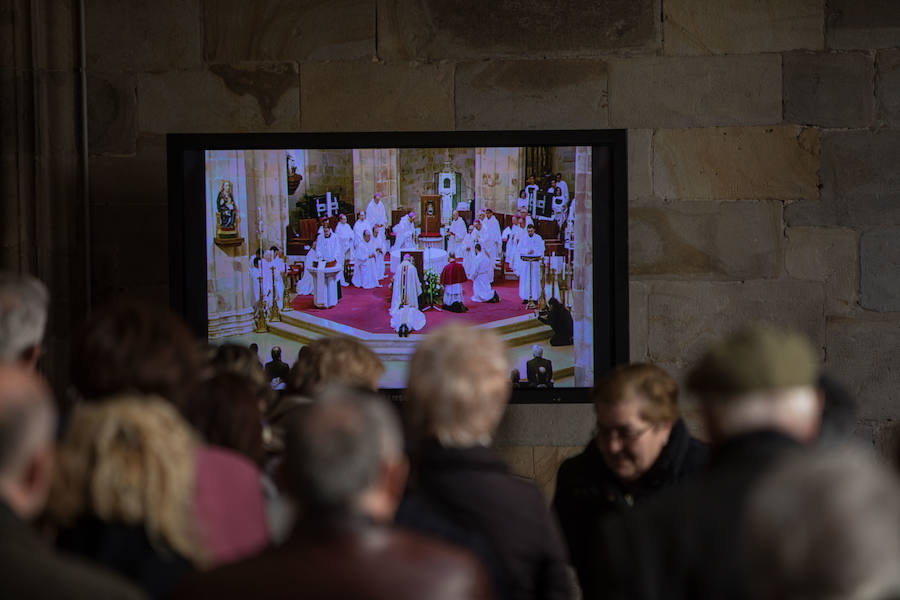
[268, 264, 281, 322]
[253, 207, 269, 332]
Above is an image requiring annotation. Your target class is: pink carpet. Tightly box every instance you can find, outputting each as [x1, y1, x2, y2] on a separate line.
[290, 269, 530, 334]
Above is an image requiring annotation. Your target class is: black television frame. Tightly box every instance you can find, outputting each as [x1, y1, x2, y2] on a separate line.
[168, 130, 628, 403]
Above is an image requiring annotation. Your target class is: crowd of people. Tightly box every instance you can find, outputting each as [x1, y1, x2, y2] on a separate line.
[2, 270, 899, 599]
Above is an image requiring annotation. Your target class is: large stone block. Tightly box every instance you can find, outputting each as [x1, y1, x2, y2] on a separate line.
[785, 130, 900, 227]
[300, 61, 452, 131]
[454, 59, 608, 130]
[785, 227, 858, 314]
[654, 126, 819, 201]
[627, 129, 653, 201]
[860, 228, 900, 312]
[877, 49, 900, 127]
[3, 0, 77, 69]
[608, 55, 781, 128]
[630, 199, 782, 279]
[826, 317, 900, 420]
[495, 404, 595, 447]
[137, 64, 299, 133]
[783, 51, 874, 128]
[647, 280, 826, 367]
[88, 72, 136, 156]
[203, 0, 374, 62]
[664, 0, 823, 55]
[85, 0, 202, 70]
[629, 280, 649, 362]
[90, 135, 166, 206]
[377, 0, 659, 61]
[826, 0, 900, 49]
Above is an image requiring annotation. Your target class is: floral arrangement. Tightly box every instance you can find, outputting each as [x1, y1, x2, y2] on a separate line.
[423, 269, 442, 301]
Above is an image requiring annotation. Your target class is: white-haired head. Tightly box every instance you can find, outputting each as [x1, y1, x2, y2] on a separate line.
[0, 273, 49, 368]
[532, 345, 543, 358]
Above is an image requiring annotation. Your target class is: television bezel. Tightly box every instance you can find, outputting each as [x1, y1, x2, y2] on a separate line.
[167, 129, 628, 403]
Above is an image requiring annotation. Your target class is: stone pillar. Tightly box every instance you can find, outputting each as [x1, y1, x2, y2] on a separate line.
[1, 0, 88, 391]
[572, 146, 593, 386]
[475, 147, 522, 214]
[352, 148, 398, 214]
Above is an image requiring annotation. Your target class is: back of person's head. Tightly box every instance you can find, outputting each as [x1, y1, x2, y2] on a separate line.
[0, 365, 56, 519]
[593, 363, 680, 426]
[745, 444, 900, 600]
[207, 343, 271, 407]
[46, 393, 202, 564]
[687, 325, 821, 444]
[532, 344, 543, 358]
[271, 346, 282, 361]
[0, 273, 49, 369]
[183, 372, 264, 464]
[407, 325, 510, 447]
[286, 336, 383, 396]
[282, 385, 405, 520]
[71, 299, 203, 408]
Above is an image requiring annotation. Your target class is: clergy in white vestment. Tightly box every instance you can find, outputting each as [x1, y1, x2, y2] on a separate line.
[352, 211, 369, 245]
[391, 211, 416, 253]
[462, 224, 479, 279]
[517, 223, 545, 303]
[470, 244, 499, 304]
[317, 224, 348, 287]
[351, 230, 380, 289]
[517, 209, 535, 228]
[266, 246, 286, 307]
[502, 215, 519, 270]
[296, 240, 318, 295]
[335, 214, 355, 260]
[311, 231, 340, 308]
[555, 172, 569, 201]
[250, 256, 265, 305]
[516, 189, 529, 212]
[447, 210, 467, 257]
[389, 254, 426, 336]
[365, 193, 388, 230]
[481, 208, 502, 262]
[372, 223, 387, 278]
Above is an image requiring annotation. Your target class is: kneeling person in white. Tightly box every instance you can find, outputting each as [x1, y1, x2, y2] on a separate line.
[470, 243, 499, 304]
[517, 224, 544, 304]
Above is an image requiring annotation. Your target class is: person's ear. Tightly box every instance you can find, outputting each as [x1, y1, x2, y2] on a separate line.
[18, 344, 41, 371]
[19, 445, 54, 520]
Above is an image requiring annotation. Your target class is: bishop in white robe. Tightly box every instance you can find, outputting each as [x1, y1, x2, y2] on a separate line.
[365, 194, 388, 230]
[389, 254, 426, 335]
[391, 212, 416, 253]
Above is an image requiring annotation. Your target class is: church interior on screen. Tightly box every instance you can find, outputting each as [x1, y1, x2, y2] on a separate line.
[205, 146, 595, 389]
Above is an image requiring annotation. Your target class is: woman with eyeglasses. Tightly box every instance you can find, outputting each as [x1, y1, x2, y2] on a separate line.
[552, 363, 708, 596]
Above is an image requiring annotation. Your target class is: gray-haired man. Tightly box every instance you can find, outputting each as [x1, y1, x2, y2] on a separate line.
[0, 273, 49, 370]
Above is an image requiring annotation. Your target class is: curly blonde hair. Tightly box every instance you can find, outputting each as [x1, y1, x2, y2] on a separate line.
[46, 395, 205, 565]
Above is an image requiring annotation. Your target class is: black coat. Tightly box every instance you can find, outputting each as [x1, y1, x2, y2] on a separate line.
[588, 430, 802, 600]
[552, 418, 707, 596]
[396, 441, 572, 600]
[526, 357, 553, 385]
[0, 502, 144, 600]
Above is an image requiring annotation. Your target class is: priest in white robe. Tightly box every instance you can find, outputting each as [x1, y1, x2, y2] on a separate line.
[250, 256, 265, 305]
[447, 210, 467, 257]
[372, 223, 387, 279]
[351, 229, 379, 289]
[317, 224, 348, 287]
[517, 223, 545, 304]
[516, 189, 529, 212]
[266, 246, 286, 308]
[390, 211, 416, 253]
[462, 224, 479, 279]
[555, 172, 569, 202]
[353, 211, 369, 245]
[296, 240, 318, 295]
[470, 243, 499, 303]
[502, 215, 519, 270]
[389, 253, 426, 337]
[335, 214, 355, 260]
[481, 208, 502, 263]
[365, 193, 388, 231]
[518, 209, 535, 228]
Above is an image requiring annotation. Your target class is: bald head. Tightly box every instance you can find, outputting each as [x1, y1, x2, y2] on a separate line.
[0, 366, 56, 519]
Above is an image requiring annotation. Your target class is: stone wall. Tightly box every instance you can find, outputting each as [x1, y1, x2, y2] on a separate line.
[4, 0, 900, 489]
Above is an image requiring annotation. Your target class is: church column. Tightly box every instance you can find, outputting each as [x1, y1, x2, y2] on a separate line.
[474, 147, 522, 214]
[572, 146, 593, 386]
[1, 0, 89, 391]
[353, 148, 398, 214]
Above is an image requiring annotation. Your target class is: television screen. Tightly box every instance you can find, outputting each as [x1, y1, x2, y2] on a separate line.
[169, 131, 628, 402]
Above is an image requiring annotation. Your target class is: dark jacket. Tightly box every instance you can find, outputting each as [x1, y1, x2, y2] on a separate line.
[588, 430, 803, 600]
[552, 418, 707, 595]
[174, 514, 493, 600]
[0, 501, 144, 600]
[526, 357, 553, 385]
[396, 441, 572, 600]
[56, 516, 193, 599]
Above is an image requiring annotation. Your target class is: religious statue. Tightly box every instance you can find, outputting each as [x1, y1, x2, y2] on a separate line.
[214, 179, 244, 248]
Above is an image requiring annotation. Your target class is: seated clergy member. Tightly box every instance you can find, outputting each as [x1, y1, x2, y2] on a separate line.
[590, 326, 823, 600]
[517, 223, 544, 305]
[175, 386, 492, 600]
[351, 229, 380, 289]
[552, 363, 708, 594]
[0, 272, 48, 371]
[0, 366, 143, 600]
[389, 254, 425, 337]
[440, 252, 468, 312]
[396, 325, 572, 600]
[352, 210, 369, 243]
[295, 239, 318, 296]
[470, 243, 499, 303]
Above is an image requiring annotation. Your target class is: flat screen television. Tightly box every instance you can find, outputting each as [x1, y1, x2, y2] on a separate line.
[168, 130, 628, 402]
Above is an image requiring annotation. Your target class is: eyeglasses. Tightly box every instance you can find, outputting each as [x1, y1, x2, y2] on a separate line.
[596, 424, 655, 444]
